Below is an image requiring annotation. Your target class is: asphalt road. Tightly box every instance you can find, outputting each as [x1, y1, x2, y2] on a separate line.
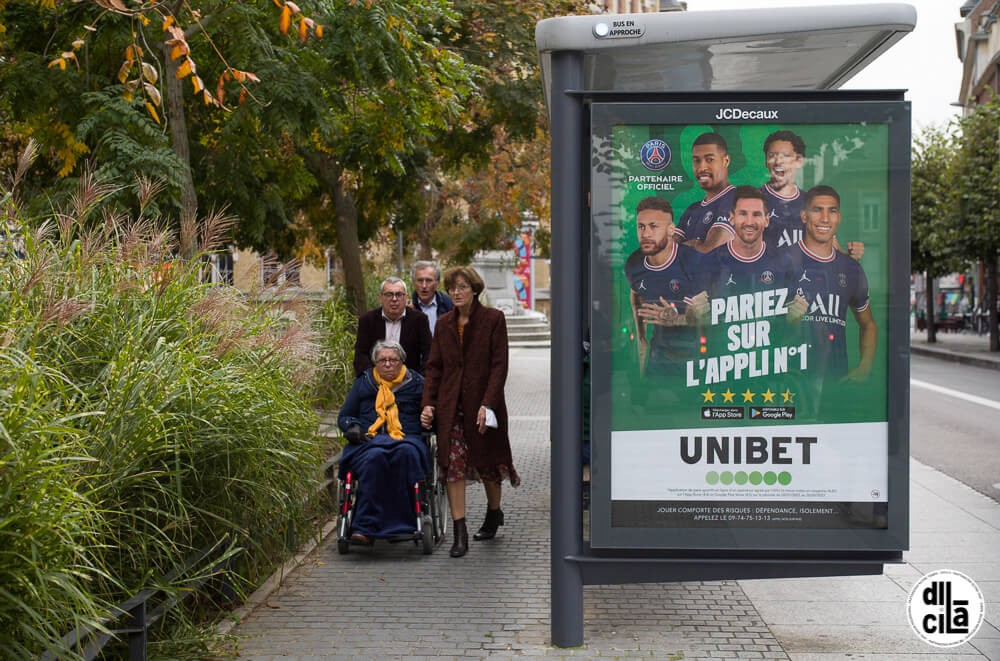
[910, 353, 1000, 504]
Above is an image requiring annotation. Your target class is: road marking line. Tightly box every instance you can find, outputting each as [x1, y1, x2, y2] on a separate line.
[911, 379, 1000, 411]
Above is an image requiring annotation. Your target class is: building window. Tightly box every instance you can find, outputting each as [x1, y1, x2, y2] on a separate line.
[260, 253, 301, 287]
[861, 194, 881, 233]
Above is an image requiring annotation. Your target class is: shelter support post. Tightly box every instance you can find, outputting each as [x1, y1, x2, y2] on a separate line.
[550, 49, 586, 650]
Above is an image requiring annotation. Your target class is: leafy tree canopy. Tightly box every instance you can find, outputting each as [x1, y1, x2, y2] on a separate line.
[953, 94, 1000, 265]
[910, 124, 966, 277]
[1, 0, 588, 282]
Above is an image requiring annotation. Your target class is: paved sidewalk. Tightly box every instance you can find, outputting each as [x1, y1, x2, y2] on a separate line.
[227, 344, 1000, 659]
[744, 332, 1000, 659]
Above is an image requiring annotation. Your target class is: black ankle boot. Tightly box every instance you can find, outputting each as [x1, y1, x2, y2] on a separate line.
[473, 508, 504, 541]
[450, 518, 468, 557]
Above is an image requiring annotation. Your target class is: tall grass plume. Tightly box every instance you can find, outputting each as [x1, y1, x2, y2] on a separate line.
[1, 151, 324, 657]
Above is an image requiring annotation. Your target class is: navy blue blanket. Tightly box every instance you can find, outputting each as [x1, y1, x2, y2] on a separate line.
[339, 434, 430, 537]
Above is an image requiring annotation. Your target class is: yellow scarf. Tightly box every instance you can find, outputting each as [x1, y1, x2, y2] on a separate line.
[367, 365, 407, 440]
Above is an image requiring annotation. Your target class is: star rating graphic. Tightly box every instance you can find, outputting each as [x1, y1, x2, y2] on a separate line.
[698, 386, 795, 407]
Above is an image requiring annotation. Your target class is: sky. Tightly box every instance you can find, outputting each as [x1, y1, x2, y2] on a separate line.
[687, 0, 966, 130]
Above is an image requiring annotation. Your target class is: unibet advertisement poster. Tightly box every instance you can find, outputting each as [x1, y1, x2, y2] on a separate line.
[595, 115, 891, 532]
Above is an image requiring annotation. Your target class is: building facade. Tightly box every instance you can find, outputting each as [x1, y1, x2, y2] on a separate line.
[951, 1, 1000, 333]
[955, 0, 1000, 106]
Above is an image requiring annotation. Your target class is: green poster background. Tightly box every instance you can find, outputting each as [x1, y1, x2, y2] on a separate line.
[609, 122, 889, 431]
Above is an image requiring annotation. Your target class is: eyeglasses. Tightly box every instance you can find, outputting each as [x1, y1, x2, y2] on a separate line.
[447, 283, 471, 293]
[381, 291, 406, 299]
[376, 358, 401, 365]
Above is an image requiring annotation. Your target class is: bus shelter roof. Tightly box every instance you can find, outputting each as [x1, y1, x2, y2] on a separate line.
[536, 3, 916, 107]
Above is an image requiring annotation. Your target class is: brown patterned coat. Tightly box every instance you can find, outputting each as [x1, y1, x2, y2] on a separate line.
[421, 298, 515, 473]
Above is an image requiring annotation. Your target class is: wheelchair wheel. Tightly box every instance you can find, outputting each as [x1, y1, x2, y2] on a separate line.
[425, 435, 447, 544]
[421, 513, 434, 554]
[336, 474, 354, 555]
[336, 508, 352, 555]
[433, 480, 447, 543]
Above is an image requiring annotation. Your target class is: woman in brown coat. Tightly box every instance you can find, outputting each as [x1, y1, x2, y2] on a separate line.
[420, 266, 520, 558]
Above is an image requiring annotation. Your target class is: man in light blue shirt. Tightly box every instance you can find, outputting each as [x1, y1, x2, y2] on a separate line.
[410, 260, 454, 335]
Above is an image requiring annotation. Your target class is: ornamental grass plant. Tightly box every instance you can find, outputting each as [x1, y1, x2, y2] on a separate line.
[0, 146, 327, 658]
[312, 292, 358, 410]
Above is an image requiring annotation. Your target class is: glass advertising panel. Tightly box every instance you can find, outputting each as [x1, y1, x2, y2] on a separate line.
[590, 100, 909, 551]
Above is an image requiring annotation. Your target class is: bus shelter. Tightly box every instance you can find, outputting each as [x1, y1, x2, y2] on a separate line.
[537, 3, 916, 647]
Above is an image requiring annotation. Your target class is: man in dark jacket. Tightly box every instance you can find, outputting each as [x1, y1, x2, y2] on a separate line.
[353, 277, 431, 377]
[410, 260, 453, 336]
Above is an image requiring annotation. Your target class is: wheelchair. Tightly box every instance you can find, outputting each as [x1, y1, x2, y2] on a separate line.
[335, 432, 447, 554]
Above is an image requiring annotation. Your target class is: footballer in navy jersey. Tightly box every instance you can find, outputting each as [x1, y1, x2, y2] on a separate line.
[692, 187, 798, 302]
[677, 185, 736, 249]
[704, 240, 797, 298]
[787, 186, 877, 384]
[687, 187, 802, 365]
[676, 132, 737, 254]
[761, 183, 804, 249]
[760, 130, 865, 261]
[760, 130, 807, 251]
[625, 196, 708, 377]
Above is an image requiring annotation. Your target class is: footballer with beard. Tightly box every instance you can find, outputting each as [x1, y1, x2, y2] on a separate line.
[624, 196, 708, 378]
[686, 186, 806, 363]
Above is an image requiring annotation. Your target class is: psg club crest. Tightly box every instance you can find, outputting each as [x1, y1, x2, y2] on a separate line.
[761, 270, 775, 285]
[640, 139, 671, 171]
[669, 279, 681, 292]
[838, 273, 848, 288]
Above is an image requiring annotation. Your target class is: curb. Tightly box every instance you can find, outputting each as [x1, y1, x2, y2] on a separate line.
[910, 344, 1000, 371]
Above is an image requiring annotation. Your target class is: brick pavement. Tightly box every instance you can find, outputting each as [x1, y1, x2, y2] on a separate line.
[228, 347, 789, 660]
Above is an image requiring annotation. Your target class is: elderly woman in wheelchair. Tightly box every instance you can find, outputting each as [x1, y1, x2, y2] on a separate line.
[337, 340, 433, 548]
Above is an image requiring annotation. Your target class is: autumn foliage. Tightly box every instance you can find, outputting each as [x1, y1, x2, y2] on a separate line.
[41, 0, 320, 122]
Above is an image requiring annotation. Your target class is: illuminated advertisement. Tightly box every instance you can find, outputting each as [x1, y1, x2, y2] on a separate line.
[589, 100, 909, 551]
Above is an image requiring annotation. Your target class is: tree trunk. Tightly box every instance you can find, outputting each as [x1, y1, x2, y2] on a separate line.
[416, 182, 440, 260]
[416, 204, 438, 260]
[416, 217, 434, 260]
[987, 255, 998, 352]
[162, 42, 198, 223]
[302, 153, 367, 315]
[925, 272, 937, 344]
[331, 169, 367, 316]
